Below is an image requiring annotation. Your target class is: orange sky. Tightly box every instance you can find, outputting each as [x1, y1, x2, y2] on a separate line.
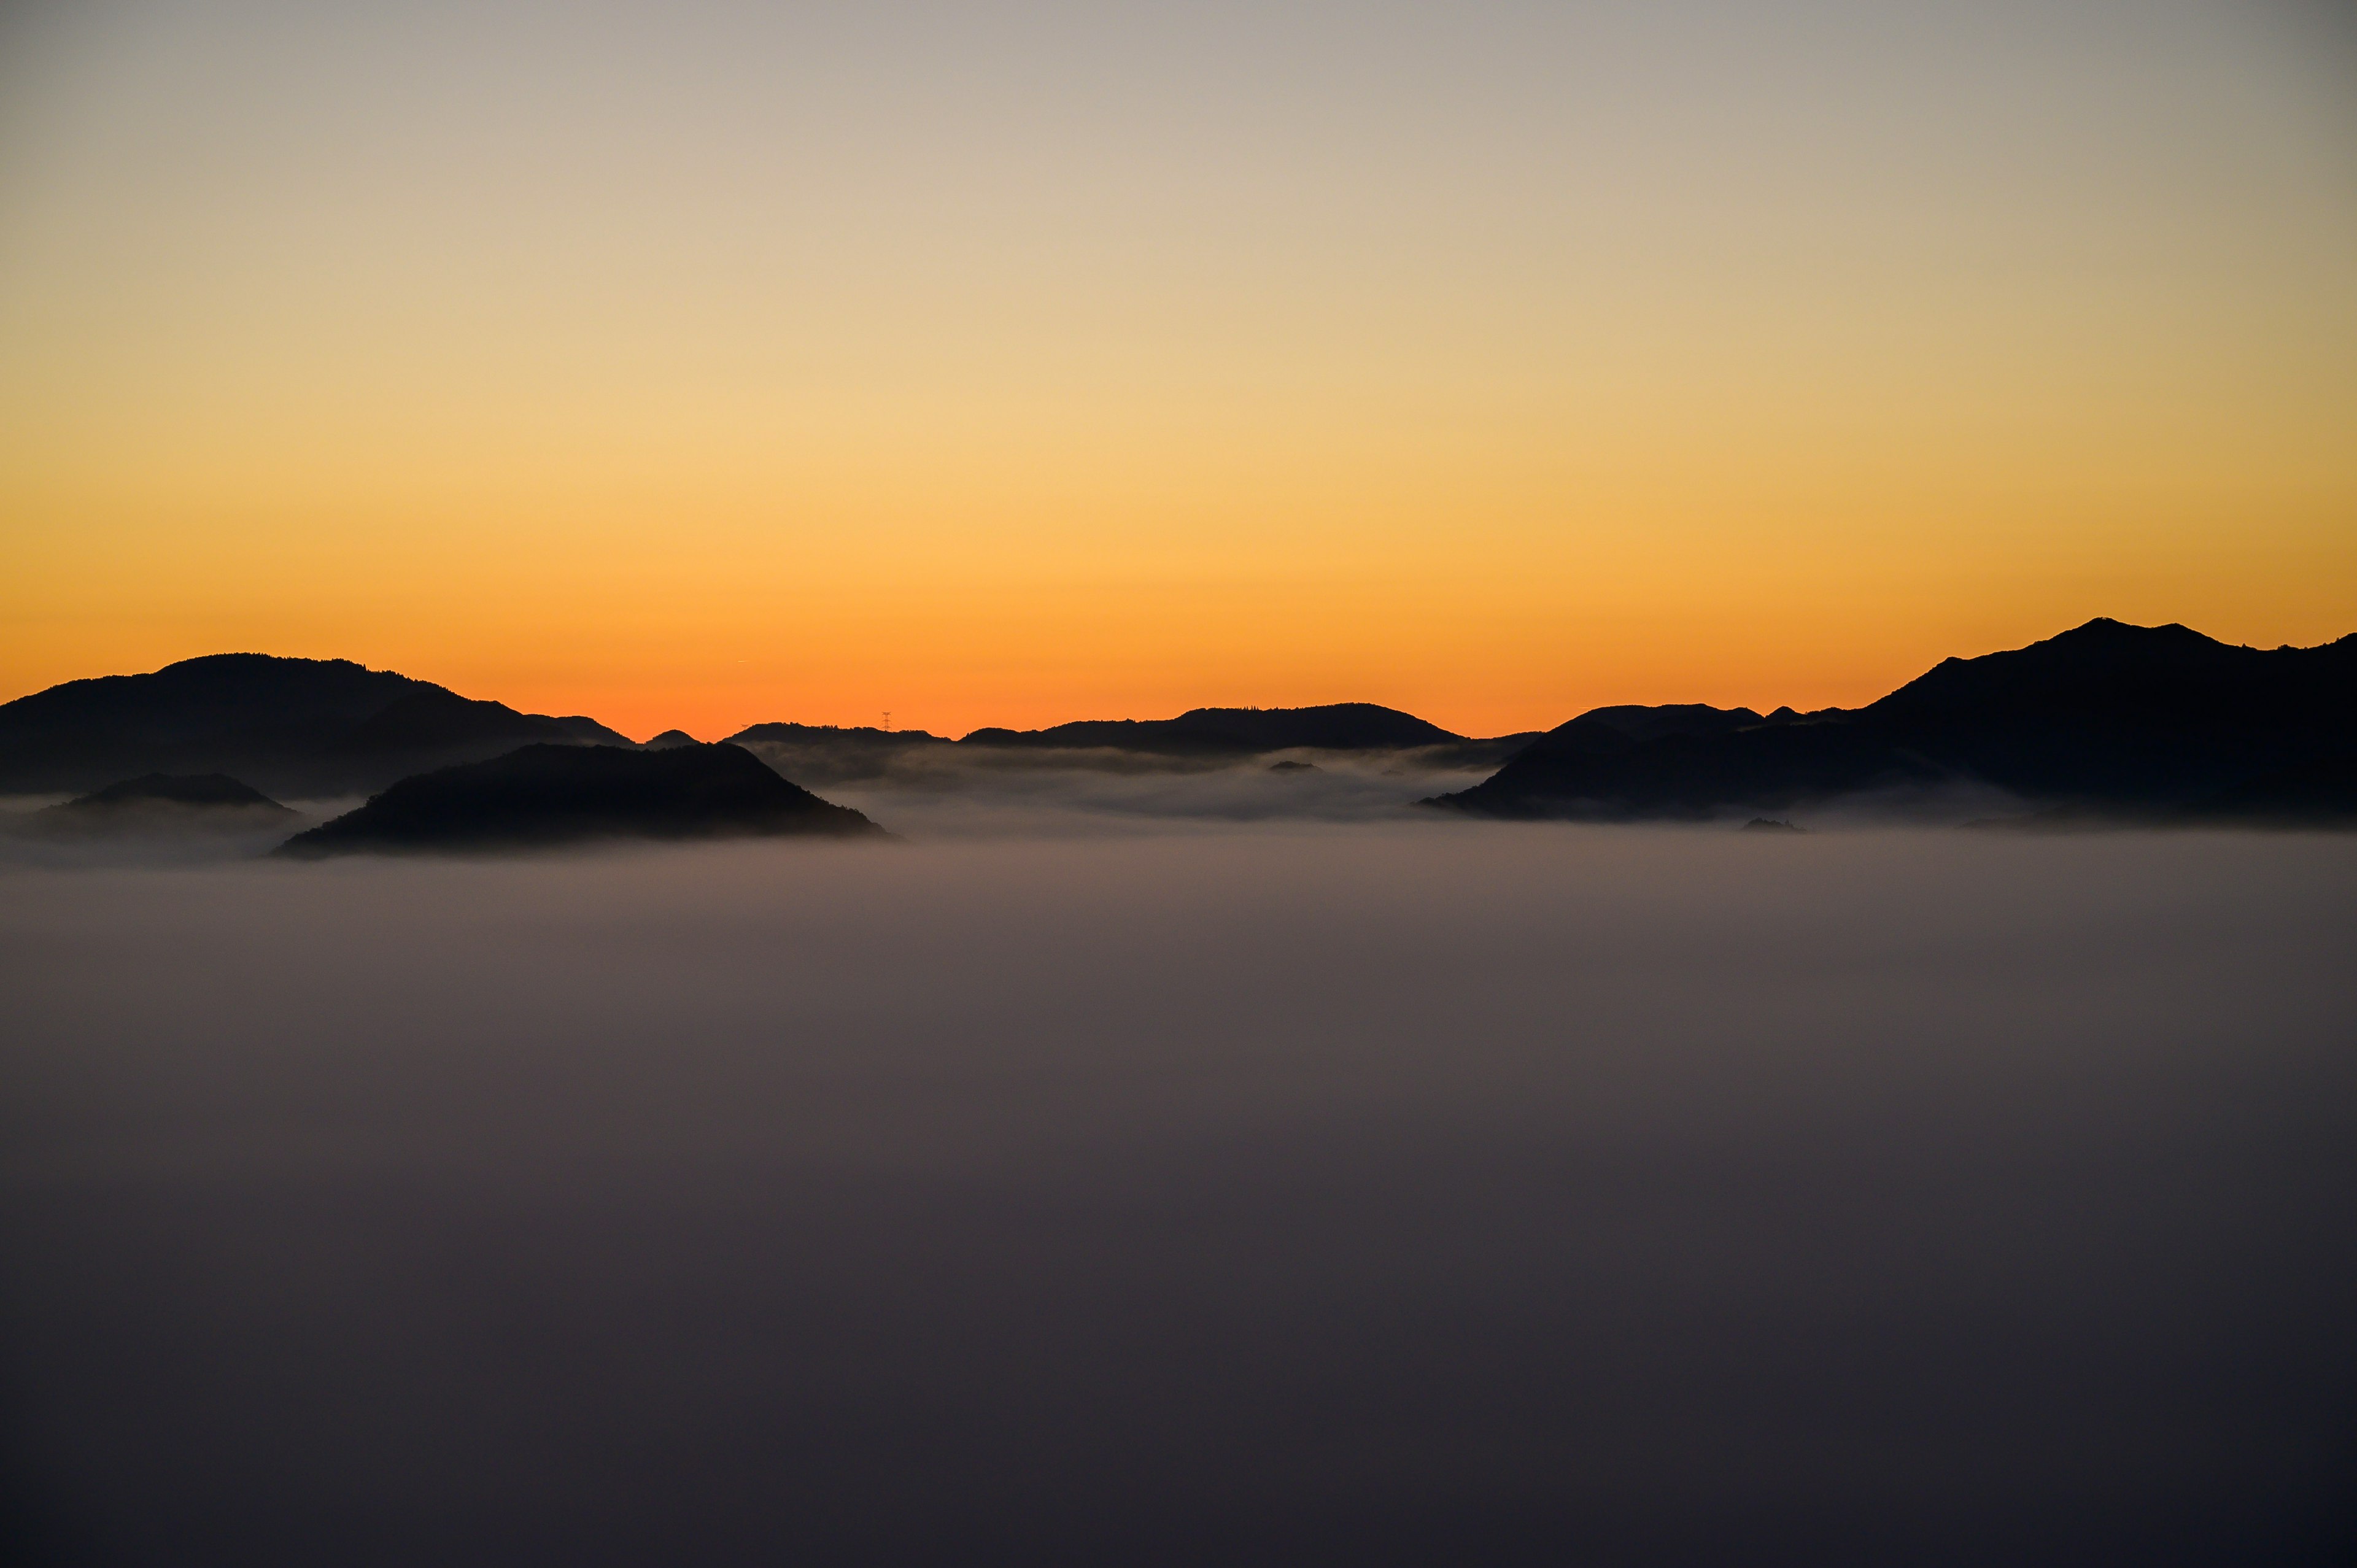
[4, 1, 2353, 741]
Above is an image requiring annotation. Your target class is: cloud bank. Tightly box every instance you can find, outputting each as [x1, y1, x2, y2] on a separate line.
[4, 825, 2352, 1564]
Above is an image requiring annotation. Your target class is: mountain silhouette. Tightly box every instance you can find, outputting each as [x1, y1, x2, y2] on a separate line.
[729, 722, 949, 748]
[1434, 708, 1941, 820]
[1553, 704, 1768, 747]
[1856, 617, 2356, 803]
[56, 773, 292, 812]
[0, 654, 631, 796]
[276, 743, 884, 856]
[958, 703, 1533, 765]
[1431, 619, 2357, 823]
[724, 722, 954, 784]
[23, 621, 2345, 829]
[724, 708, 1535, 782]
[21, 772, 300, 844]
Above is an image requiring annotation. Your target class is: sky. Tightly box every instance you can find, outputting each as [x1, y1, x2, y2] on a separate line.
[2, 0, 2353, 740]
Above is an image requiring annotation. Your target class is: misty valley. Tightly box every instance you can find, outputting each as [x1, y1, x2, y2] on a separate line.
[12, 1, 2352, 1558]
[4, 617, 2355, 1565]
[2, 617, 2353, 862]
[3, 828, 2351, 1565]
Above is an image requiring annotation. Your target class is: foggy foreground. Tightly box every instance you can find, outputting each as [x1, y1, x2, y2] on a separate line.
[4, 825, 2353, 1566]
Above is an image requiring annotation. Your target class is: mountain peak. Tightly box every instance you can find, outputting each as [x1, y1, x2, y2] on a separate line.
[0, 654, 625, 795]
[960, 703, 1463, 755]
[157, 652, 384, 676]
[2049, 617, 2215, 647]
[52, 773, 292, 814]
[276, 743, 884, 855]
[1434, 614, 2356, 822]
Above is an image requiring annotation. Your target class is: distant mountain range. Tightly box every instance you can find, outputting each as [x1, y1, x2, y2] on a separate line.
[1429, 619, 2357, 824]
[0, 654, 630, 797]
[961, 703, 1483, 755]
[721, 720, 955, 784]
[7, 618, 2352, 830]
[277, 743, 884, 856]
[720, 706, 1537, 783]
[0, 657, 1535, 801]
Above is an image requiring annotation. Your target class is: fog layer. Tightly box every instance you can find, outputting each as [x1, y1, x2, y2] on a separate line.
[742, 741, 1509, 834]
[4, 827, 2353, 1564]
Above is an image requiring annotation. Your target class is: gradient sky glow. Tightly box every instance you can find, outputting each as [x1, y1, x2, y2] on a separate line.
[4, 0, 2353, 738]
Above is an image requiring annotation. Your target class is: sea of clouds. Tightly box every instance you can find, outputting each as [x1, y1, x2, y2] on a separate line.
[3, 815, 2353, 1564]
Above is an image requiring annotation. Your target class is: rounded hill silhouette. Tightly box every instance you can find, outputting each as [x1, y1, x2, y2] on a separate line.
[29, 773, 299, 843]
[276, 743, 885, 857]
[55, 773, 292, 813]
[0, 653, 632, 796]
[1428, 619, 2356, 822]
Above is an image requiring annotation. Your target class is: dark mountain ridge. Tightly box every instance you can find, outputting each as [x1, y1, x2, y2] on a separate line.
[23, 621, 2342, 829]
[277, 743, 884, 856]
[1858, 617, 2357, 804]
[1432, 619, 2356, 824]
[725, 706, 1536, 781]
[0, 654, 631, 796]
[730, 722, 949, 747]
[723, 721, 955, 785]
[957, 703, 1536, 768]
[959, 702, 1460, 754]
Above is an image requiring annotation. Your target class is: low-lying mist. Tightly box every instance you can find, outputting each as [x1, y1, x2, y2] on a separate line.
[4, 825, 2353, 1564]
[2, 743, 2039, 864]
[0, 749, 1495, 863]
[742, 742, 1507, 835]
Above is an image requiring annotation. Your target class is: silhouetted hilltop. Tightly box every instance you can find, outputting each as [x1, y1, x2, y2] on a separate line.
[723, 722, 954, 784]
[961, 702, 1455, 753]
[277, 743, 884, 857]
[730, 722, 950, 747]
[0, 655, 630, 795]
[642, 730, 701, 749]
[20, 773, 299, 844]
[1858, 617, 2357, 804]
[2, 660, 1538, 798]
[53, 773, 292, 813]
[1431, 619, 2356, 824]
[1560, 704, 1768, 747]
[1435, 709, 1937, 820]
[1493, 702, 1781, 770]
[727, 709, 1533, 781]
[957, 703, 1531, 764]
